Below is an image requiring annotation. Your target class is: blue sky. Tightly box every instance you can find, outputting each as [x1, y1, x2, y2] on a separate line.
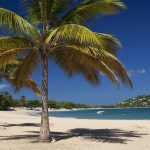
[0, 0, 150, 105]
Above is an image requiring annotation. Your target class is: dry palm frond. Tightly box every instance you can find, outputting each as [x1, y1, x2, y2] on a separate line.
[0, 60, 41, 96]
[0, 48, 30, 65]
[6, 76, 41, 96]
[50, 45, 132, 87]
[14, 49, 40, 81]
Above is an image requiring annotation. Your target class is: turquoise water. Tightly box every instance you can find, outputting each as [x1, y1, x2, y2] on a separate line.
[49, 108, 150, 120]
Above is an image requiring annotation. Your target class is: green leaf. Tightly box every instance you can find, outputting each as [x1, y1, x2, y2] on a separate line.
[0, 37, 34, 53]
[0, 37, 35, 65]
[23, 0, 76, 26]
[0, 8, 40, 37]
[94, 33, 122, 54]
[58, 0, 126, 25]
[47, 24, 101, 52]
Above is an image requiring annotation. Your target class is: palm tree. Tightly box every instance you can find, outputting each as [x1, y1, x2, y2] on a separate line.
[0, 0, 132, 141]
[18, 96, 26, 108]
[0, 60, 40, 95]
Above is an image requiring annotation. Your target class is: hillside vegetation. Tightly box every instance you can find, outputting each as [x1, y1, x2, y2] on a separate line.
[113, 95, 150, 108]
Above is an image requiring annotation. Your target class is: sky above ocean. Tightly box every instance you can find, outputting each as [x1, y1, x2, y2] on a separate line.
[0, 0, 150, 105]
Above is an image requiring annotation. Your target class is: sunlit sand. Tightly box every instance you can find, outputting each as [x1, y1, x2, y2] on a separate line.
[0, 109, 150, 150]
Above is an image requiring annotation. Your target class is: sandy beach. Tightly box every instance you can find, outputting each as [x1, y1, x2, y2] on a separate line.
[0, 109, 150, 150]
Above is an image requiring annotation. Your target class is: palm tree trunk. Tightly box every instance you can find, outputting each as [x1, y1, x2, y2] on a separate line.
[39, 55, 50, 141]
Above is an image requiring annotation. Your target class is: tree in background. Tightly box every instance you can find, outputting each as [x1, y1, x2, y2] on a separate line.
[18, 96, 26, 108]
[0, 92, 13, 110]
[26, 100, 41, 108]
[0, 0, 132, 141]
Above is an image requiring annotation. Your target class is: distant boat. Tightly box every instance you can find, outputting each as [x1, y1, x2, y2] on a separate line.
[97, 111, 104, 114]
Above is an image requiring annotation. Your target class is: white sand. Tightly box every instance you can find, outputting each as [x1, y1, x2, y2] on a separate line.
[0, 109, 150, 150]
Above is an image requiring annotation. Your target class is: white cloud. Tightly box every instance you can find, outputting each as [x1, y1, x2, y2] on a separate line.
[137, 69, 146, 74]
[128, 69, 146, 77]
[0, 84, 9, 90]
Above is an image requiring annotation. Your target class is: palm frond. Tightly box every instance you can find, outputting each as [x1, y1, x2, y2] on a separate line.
[50, 44, 132, 87]
[98, 50, 132, 87]
[5, 76, 41, 96]
[0, 37, 35, 65]
[23, 0, 75, 26]
[50, 46, 100, 85]
[0, 60, 19, 70]
[47, 24, 101, 52]
[0, 48, 29, 65]
[0, 60, 41, 96]
[0, 60, 19, 75]
[0, 8, 40, 37]
[0, 36, 34, 53]
[94, 33, 122, 54]
[14, 49, 40, 82]
[50, 31, 122, 56]
[58, 0, 126, 25]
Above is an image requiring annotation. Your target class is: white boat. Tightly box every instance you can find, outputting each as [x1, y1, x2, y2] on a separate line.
[97, 111, 104, 114]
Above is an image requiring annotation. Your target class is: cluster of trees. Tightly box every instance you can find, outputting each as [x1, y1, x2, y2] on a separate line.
[0, 91, 91, 110]
[0, 92, 13, 110]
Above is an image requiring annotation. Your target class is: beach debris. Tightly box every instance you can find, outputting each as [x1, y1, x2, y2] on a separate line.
[0, 122, 7, 130]
[0, 126, 7, 130]
[51, 137, 56, 143]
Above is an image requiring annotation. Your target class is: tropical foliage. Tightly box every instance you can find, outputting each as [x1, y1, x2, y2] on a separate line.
[0, 92, 13, 110]
[113, 95, 150, 108]
[0, 60, 40, 95]
[0, 92, 91, 110]
[0, 0, 132, 141]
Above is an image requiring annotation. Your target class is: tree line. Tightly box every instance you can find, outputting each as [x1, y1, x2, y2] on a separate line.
[0, 91, 91, 110]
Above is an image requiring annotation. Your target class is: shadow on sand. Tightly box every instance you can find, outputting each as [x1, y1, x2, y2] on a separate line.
[2, 123, 40, 127]
[0, 123, 147, 144]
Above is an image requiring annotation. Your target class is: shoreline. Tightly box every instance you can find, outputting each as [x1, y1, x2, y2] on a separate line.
[9, 106, 150, 112]
[1, 108, 150, 122]
[1, 108, 150, 121]
[4, 107, 150, 121]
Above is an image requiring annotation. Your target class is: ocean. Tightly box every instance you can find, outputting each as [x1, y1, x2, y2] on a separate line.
[49, 108, 150, 120]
